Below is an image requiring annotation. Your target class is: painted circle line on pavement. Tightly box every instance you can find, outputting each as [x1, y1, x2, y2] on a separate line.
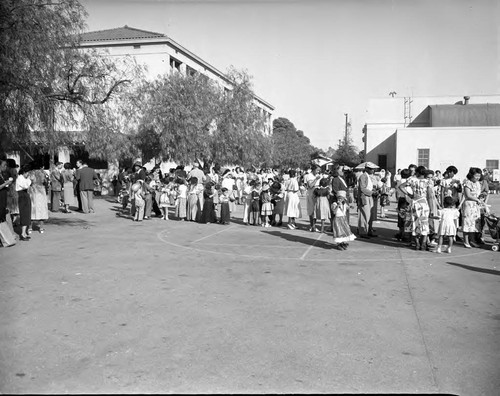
[156, 228, 489, 263]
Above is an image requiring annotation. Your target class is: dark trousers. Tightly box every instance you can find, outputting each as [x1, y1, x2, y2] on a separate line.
[17, 190, 31, 227]
[76, 186, 82, 211]
[51, 190, 61, 212]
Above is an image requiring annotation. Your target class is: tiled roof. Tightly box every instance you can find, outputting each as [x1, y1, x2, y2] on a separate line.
[79, 26, 166, 42]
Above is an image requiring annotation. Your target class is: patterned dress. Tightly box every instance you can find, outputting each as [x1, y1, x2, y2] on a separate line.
[406, 177, 430, 236]
[29, 169, 49, 221]
[462, 180, 481, 233]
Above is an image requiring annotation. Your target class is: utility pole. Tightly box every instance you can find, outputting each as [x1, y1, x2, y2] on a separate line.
[344, 113, 348, 145]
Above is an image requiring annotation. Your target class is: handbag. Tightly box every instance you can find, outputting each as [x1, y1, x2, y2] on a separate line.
[0, 221, 16, 247]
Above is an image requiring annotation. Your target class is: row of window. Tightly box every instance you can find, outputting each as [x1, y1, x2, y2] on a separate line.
[416, 149, 498, 171]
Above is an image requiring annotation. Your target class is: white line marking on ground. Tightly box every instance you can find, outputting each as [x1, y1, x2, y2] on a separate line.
[299, 232, 323, 260]
[156, 229, 491, 262]
[191, 225, 235, 243]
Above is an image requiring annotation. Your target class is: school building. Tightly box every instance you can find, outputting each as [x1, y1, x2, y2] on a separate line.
[363, 95, 500, 180]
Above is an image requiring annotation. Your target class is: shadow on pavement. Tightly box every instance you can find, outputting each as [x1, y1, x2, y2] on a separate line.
[264, 230, 333, 249]
[46, 217, 91, 227]
[445, 262, 500, 276]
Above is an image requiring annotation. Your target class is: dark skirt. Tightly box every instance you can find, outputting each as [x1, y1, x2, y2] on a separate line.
[200, 198, 216, 223]
[220, 202, 230, 223]
[18, 190, 31, 226]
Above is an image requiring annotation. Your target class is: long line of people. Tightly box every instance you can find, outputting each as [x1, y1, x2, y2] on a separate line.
[1, 156, 496, 253]
[115, 160, 495, 253]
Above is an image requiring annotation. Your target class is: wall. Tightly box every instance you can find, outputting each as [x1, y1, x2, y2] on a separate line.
[395, 127, 500, 179]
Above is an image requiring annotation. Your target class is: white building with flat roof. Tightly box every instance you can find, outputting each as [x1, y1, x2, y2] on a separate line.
[363, 95, 500, 180]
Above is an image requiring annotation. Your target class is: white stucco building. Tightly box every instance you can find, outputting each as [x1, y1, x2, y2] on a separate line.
[363, 95, 500, 180]
[78, 26, 274, 134]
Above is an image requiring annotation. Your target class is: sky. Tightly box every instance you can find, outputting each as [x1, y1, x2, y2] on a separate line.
[80, 0, 499, 151]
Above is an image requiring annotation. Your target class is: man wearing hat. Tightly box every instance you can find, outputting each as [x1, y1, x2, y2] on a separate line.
[357, 163, 378, 238]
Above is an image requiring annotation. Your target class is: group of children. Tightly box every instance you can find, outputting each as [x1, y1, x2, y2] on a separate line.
[116, 168, 356, 250]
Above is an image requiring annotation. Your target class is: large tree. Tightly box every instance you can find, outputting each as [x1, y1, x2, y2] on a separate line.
[138, 67, 271, 167]
[272, 117, 315, 169]
[0, 0, 135, 159]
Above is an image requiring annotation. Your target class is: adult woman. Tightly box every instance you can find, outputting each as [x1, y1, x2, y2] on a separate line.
[0, 159, 14, 224]
[234, 167, 246, 205]
[6, 159, 19, 224]
[29, 162, 49, 233]
[221, 169, 236, 212]
[440, 166, 461, 208]
[398, 166, 432, 250]
[15, 164, 32, 240]
[284, 169, 301, 229]
[61, 162, 74, 213]
[462, 167, 483, 248]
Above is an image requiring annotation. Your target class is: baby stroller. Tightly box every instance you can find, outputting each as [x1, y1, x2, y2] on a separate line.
[484, 213, 500, 251]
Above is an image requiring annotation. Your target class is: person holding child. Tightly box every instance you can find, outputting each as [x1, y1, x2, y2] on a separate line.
[331, 190, 356, 250]
[260, 182, 273, 228]
[200, 182, 217, 224]
[314, 177, 331, 233]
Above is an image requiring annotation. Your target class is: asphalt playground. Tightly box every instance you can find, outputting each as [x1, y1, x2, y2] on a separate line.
[0, 194, 499, 394]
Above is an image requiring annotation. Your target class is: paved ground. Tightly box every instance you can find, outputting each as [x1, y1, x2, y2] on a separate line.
[1, 194, 499, 394]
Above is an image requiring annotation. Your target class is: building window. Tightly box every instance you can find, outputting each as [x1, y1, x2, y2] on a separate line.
[170, 57, 181, 72]
[486, 159, 499, 171]
[186, 65, 197, 77]
[417, 148, 430, 168]
[133, 45, 141, 49]
[378, 154, 387, 170]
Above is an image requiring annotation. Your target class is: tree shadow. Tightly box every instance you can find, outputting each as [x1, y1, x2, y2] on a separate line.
[445, 262, 500, 276]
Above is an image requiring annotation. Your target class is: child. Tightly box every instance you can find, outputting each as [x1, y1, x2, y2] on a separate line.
[436, 196, 460, 254]
[176, 179, 187, 221]
[314, 177, 331, 233]
[260, 182, 272, 227]
[331, 190, 356, 250]
[270, 181, 284, 227]
[132, 180, 146, 222]
[250, 181, 261, 226]
[158, 178, 170, 220]
[219, 187, 231, 225]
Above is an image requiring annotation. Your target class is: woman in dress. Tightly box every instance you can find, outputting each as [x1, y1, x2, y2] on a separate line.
[398, 166, 432, 250]
[6, 159, 19, 224]
[61, 163, 75, 213]
[314, 177, 331, 233]
[462, 167, 483, 248]
[29, 162, 49, 233]
[284, 169, 301, 230]
[16, 164, 32, 240]
[199, 182, 217, 224]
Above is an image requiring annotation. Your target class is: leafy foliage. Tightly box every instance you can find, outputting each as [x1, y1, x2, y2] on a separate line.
[0, 0, 136, 158]
[138, 68, 272, 168]
[272, 117, 316, 169]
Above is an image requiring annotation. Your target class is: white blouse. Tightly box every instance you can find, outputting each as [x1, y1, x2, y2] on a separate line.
[16, 174, 32, 191]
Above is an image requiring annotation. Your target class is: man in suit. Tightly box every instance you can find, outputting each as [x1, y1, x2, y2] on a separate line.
[75, 160, 97, 214]
[50, 162, 64, 212]
[357, 163, 378, 238]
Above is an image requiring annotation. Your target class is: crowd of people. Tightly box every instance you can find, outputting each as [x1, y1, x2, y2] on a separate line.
[0, 158, 101, 246]
[112, 160, 495, 252]
[0, 155, 496, 252]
